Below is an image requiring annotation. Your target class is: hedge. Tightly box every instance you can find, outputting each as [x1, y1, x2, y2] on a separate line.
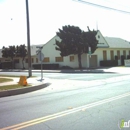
[100, 60, 118, 67]
[115, 55, 118, 60]
[32, 64, 59, 70]
[1, 62, 13, 69]
[127, 55, 130, 59]
[121, 55, 125, 65]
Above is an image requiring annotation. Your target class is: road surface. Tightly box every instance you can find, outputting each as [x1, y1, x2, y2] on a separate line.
[0, 75, 130, 130]
[0, 71, 129, 81]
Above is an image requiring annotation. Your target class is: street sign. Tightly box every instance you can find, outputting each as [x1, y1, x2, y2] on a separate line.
[36, 46, 44, 81]
[37, 52, 44, 61]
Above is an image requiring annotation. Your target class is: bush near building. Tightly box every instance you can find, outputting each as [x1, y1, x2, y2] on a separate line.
[33, 64, 59, 70]
[100, 60, 118, 67]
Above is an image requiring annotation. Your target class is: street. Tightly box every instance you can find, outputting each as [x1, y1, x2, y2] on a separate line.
[0, 72, 130, 130]
[0, 71, 129, 81]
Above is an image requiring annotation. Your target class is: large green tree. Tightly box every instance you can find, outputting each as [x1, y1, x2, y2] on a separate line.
[2, 46, 9, 58]
[2, 45, 27, 69]
[16, 44, 27, 69]
[2, 46, 16, 68]
[55, 25, 98, 69]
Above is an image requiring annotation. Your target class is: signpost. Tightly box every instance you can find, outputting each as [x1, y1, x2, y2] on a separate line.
[88, 47, 91, 58]
[36, 46, 44, 81]
[88, 47, 91, 68]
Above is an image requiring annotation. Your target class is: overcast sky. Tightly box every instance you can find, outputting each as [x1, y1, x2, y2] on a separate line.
[0, 0, 130, 48]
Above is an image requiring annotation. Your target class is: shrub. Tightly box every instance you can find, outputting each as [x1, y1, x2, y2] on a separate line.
[1, 62, 13, 69]
[121, 55, 125, 65]
[32, 64, 59, 70]
[100, 60, 118, 67]
[127, 55, 130, 59]
[115, 55, 118, 60]
[60, 66, 73, 69]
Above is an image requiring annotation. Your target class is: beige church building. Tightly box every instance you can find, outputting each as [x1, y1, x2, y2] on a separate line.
[0, 30, 130, 69]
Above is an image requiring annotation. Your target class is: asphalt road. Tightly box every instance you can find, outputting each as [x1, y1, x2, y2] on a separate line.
[0, 71, 129, 81]
[0, 78, 130, 130]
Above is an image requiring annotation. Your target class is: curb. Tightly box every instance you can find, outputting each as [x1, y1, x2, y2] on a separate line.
[0, 82, 51, 98]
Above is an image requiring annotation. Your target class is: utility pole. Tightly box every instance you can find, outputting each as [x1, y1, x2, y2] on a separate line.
[25, 0, 32, 77]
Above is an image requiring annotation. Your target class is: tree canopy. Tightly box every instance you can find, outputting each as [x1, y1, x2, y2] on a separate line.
[2, 45, 27, 69]
[2, 46, 9, 58]
[16, 44, 27, 69]
[55, 25, 99, 69]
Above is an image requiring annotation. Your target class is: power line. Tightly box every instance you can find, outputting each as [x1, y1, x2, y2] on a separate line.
[104, 0, 130, 9]
[73, 0, 130, 14]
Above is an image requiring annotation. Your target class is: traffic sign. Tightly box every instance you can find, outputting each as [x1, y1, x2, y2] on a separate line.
[37, 52, 44, 61]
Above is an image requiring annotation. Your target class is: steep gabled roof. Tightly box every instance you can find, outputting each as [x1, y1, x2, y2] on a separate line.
[96, 30, 109, 48]
[105, 37, 130, 48]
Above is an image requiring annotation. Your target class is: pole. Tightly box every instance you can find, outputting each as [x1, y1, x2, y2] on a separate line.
[25, 0, 32, 77]
[88, 47, 91, 68]
[40, 51, 43, 81]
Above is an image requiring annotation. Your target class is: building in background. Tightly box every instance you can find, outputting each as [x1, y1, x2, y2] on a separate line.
[0, 30, 130, 69]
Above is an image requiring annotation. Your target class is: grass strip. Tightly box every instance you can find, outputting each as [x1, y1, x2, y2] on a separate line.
[0, 75, 36, 78]
[0, 84, 31, 91]
[0, 78, 13, 83]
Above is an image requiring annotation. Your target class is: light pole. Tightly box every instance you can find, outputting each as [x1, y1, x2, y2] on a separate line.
[25, 0, 32, 77]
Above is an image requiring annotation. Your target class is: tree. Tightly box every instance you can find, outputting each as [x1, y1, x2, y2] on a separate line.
[8, 45, 16, 60]
[2, 44, 27, 69]
[16, 44, 27, 69]
[2, 46, 16, 68]
[55, 25, 98, 69]
[9, 46, 16, 69]
[2, 46, 9, 58]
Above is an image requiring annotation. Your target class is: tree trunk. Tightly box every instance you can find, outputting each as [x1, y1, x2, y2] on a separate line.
[78, 53, 82, 69]
[12, 58, 14, 69]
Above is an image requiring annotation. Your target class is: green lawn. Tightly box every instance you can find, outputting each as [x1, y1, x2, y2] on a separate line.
[0, 78, 13, 83]
[0, 84, 31, 91]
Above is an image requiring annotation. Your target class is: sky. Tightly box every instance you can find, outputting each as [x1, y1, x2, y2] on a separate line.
[0, 0, 130, 48]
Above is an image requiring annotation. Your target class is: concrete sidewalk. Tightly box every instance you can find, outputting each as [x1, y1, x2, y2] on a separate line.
[0, 66, 130, 97]
[34, 74, 130, 93]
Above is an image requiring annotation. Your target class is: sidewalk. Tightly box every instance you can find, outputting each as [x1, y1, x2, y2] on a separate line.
[34, 74, 130, 92]
[0, 66, 130, 97]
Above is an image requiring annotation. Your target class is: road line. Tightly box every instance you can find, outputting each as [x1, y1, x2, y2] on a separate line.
[1, 92, 130, 130]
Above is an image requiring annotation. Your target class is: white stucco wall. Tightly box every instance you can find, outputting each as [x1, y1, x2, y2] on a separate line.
[1, 32, 130, 69]
[92, 48, 130, 67]
[40, 34, 130, 68]
[41, 36, 88, 68]
[14, 56, 38, 69]
[96, 31, 109, 48]
[14, 58, 22, 69]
